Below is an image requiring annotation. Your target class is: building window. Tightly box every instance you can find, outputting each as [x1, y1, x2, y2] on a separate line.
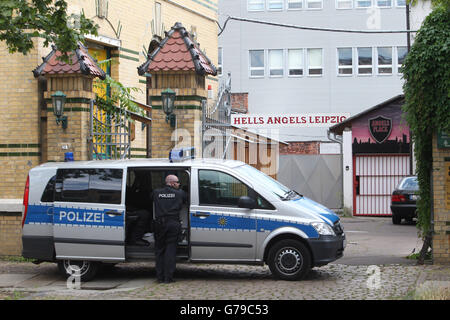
[288, 49, 303, 76]
[268, 0, 284, 10]
[377, 47, 393, 74]
[218, 47, 223, 76]
[306, 0, 322, 9]
[269, 49, 284, 76]
[396, 0, 406, 6]
[248, 0, 265, 11]
[307, 48, 323, 75]
[357, 47, 373, 75]
[287, 0, 303, 9]
[336, 0, 353, 9]
[249, 50, 265, 77]
[337, 48, 353, 75]
[376, 0, 392, 7]
[355, 0, 372, 8]
[397, 46, 407, 73]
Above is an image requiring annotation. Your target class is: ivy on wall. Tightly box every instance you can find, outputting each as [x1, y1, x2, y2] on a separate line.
[402, 4, 450, 238]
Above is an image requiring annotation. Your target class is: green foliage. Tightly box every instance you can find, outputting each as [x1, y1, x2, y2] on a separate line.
[93, 59, 145, 121]
[408, 0, 450, 9]
[401, 6, 450, 237]
[0, 0, 98, 60]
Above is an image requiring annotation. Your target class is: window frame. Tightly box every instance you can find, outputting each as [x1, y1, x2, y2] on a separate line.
[248, 0, 265, 11]
[357, 47, 373, 76]
[268, 49, 284, 77]
[376, 0, 392, 8]
[287, 0, 303, 10]
[218, 47, 223, 77]
[336, 0, 353, 9]
[287, 48, 304, 77]
[249, 49, 266, 78]
[376, 46, 393, 75]
[307, 48, 323, 76]
[337, 47, 354, 76]
[396, 46, 408, 74]
[267, 0, 284, 10]
[306, 0, 323, 10]
[395, 0, 406, 7]
[355, 0, 373, 8]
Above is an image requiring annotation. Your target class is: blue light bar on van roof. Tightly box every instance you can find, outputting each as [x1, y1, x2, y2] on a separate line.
[169, 147, 195, 162]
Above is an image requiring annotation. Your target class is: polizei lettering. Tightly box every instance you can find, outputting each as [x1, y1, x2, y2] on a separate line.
[159, 193, 176, 198]
[59, 210, 105, 223]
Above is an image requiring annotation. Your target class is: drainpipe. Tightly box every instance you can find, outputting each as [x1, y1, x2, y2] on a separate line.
[327, 129, 344, 212]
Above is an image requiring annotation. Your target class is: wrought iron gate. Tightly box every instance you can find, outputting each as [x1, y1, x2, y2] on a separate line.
[353, 154, 411, 216]
[89, 101, 131, 160]
[202, 73, 232, 159]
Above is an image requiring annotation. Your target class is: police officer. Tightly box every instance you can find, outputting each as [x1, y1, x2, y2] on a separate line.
[152, 174, 186, 283]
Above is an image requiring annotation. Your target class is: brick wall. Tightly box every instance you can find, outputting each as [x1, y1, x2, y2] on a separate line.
[0, 213, 22, 256]
[432, 133, 450, 264]
[279, 141, 320, 155]
[231, 93, 248, 114]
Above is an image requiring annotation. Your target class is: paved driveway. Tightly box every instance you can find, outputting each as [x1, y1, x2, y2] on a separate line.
[0, 217, 429, 300]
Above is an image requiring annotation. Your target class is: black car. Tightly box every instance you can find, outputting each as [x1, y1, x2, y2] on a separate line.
[391, 176, 419, 225]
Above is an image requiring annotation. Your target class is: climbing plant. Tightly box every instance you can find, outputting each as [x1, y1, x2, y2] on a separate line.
[401, 3, 449, 248]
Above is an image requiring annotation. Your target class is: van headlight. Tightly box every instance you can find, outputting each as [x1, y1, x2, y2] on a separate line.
[311, 222, 336, 236]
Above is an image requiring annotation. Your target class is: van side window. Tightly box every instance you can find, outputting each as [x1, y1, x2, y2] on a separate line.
[41, 175, 56, 202]
[90, 169, 123, 204]
[198, 170, 275, 210]
[199, 170, 248, 207]
[55, 169, 123, 204]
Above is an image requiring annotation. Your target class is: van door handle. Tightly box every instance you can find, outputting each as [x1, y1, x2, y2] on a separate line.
[193, 212, 210, 218]
[105, 210, 123, 216]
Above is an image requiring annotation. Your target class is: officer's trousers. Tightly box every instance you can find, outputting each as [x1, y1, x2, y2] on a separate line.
[154, 217, 181, 281]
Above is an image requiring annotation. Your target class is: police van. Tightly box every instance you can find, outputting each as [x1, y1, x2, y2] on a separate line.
[21, 151, 345, 281]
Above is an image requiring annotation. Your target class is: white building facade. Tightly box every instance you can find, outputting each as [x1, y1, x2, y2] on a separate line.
[218, 0, 410, 143]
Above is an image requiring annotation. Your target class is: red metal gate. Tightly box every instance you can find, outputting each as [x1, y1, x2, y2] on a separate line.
[353, 154, 410, 216]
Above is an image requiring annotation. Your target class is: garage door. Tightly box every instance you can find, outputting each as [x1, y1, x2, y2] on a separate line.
[353, 154, 410, 216]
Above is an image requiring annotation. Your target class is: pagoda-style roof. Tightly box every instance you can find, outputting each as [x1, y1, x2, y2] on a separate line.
[33, 44, 106, 80]
[138, 22, 217, 76]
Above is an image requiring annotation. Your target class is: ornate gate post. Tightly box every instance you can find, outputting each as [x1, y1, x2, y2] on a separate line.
[33, 45, 106, 162]
[138, 22, 217, 158]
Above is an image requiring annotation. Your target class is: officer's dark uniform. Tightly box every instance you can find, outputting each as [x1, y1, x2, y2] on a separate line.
[152, 185, 186, 283]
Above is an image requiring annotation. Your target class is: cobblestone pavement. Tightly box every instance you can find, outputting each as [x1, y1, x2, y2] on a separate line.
[0, 260, 443, 300]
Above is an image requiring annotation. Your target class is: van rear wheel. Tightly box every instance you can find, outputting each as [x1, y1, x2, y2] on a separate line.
[267, 239, 311, 281]
[57, 260, 99, 282]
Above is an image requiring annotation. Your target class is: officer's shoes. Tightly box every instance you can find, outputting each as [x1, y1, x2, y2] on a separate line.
[164, 279, 175, 284]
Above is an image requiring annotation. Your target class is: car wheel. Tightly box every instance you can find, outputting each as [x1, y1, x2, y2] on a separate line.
[267, 239, 311, 281]
[392, 214, 401, 225]
[57, 260, 99, 282]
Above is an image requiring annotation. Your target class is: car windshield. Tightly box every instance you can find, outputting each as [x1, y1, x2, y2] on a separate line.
[398, 177, 418, 191]
[235, 164, 296, 200]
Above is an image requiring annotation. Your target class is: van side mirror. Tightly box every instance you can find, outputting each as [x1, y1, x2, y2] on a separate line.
[238, 196, 256, 209]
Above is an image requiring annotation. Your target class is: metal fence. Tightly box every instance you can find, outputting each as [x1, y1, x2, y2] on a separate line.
[89, 101, 131, 160]
[278, 154, 343, 210]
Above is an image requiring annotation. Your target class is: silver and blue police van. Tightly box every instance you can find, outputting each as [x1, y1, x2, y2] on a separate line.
[21, 151, 345, 281]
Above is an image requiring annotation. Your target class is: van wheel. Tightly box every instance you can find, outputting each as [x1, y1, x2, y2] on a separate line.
[267, 239, 311, 281]
[57, 260, 99, 282]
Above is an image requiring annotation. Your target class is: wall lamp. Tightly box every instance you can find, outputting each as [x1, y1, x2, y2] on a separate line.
[51, 91, 67, 129]
[161, 88, 176, 128]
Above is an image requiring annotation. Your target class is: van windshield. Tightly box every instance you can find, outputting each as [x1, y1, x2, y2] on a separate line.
[235, 164, 295, 200]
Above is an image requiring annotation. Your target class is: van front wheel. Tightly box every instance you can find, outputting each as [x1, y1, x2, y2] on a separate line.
[57, 260, 99, 282]
[267, 240, 311, 281]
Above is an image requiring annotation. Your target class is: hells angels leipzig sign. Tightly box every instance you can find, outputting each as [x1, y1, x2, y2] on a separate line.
[369, 116, 392, 144]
